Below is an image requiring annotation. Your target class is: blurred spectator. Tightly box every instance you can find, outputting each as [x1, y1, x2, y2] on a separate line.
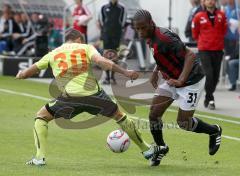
[12, 13, 25, 54]
[224, 0, 239, 59]
[185, 0, 204, 42]
[13, 13, 24, 33]
[34, 14, 50, 57]
[192, 0, 227, 110]
[10, 13, 32, 55]
[0, 4, 14, 53]
[223, 0, 239, 91]
[0, 40, 7, 54]
[16, 13, 50, 56]
[219, 0, 228, 11]
[16, 13, 39, 56]
[228, 57, 239, 91]
[72, 0, 92, 43]
[98, 0, 127, 85]
[48, 23, 62, 50]
[20, 13, 32, 38]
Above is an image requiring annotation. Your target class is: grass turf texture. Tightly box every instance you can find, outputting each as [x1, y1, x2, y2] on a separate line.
[0, 76, 240, 176]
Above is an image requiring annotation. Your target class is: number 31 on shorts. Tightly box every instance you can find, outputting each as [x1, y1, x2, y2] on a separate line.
[187, 92, 198, 104]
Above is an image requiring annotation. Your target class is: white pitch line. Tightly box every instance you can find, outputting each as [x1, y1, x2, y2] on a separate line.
[222, 135, 240, 141]
[1, 88, 240, 125]
[0, 88, 50, 101]
[112, 98, 240, 125]
[130, 116, 240, 142]
[166, 109, 240, 125]
[0, 88, 240, 142]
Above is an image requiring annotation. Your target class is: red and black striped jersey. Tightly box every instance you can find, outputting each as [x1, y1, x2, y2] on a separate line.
[147, 27, 204, 86]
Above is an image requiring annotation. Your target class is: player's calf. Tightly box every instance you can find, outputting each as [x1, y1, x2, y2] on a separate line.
[177, 115, 222, 155]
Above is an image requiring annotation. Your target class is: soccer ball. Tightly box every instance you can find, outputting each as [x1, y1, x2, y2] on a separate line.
[107, 129, 130, 153]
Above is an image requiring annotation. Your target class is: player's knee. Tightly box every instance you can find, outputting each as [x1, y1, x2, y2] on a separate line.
[177, 119, 192, 131]
[112, 108, 125, 121]
[36, 107, 53, 122]
[36, 111, 43, 118]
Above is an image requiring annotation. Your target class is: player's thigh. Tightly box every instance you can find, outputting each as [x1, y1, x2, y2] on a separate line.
[36, 106, 54, 122]
[149, 81, 175, 120]
[176, 77, 205, 112]
[93, 91, 119, 119]
[149, 95, 174, 121]
[88, 90, 127, 121]
[177, 108, 195, 122]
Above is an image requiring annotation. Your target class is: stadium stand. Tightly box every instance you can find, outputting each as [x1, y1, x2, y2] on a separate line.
[0, 0, 65, 28]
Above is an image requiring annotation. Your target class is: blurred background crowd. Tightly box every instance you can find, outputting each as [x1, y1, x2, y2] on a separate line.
[0, 0, 239, 95]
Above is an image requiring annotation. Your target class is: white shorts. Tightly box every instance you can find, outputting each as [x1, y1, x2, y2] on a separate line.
[155, 77, 206, 111]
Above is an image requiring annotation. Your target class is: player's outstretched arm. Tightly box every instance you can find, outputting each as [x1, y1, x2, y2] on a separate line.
[16, 64, 40, 79]
[91, 54, 139, 80]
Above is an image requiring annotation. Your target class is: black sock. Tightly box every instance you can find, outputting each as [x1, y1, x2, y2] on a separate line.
[192, 117, 218, 135]
[111, 71, 115, 80]
[150, 120, 165, 146]
[106, 71, 110, 81]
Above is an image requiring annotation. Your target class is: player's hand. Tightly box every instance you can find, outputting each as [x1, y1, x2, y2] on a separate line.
[13, 33, 20, 39]
[22, 39, 27, 44]
[16, 70, 25, 79]
[167, 79, 184, 87]
[124, 70, 139, 81]
[150, 72, 159, 89]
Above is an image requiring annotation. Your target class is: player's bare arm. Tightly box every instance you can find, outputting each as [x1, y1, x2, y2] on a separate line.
[150, 65, 160, 89]
[16, 64, 40, 79]
[167, 48, 195, 87]
[91, 54, 139, 80]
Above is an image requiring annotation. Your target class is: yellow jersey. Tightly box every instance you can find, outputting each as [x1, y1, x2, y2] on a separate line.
[35, 43, 101, 96]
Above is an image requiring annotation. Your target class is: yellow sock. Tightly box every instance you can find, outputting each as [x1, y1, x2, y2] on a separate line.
[33, 118, 48, 159]
[117, 116, 149, 152]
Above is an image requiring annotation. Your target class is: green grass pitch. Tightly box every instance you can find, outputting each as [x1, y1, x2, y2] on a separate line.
[0, 76, 240, 176]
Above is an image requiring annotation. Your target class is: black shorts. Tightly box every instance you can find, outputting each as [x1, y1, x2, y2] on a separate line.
[45, 90, 118, 119]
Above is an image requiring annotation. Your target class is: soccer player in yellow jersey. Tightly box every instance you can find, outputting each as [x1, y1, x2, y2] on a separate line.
[16, 28, 155, 166]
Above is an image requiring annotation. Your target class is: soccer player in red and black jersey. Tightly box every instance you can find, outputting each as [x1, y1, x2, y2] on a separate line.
[133, 10, 222, 166]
